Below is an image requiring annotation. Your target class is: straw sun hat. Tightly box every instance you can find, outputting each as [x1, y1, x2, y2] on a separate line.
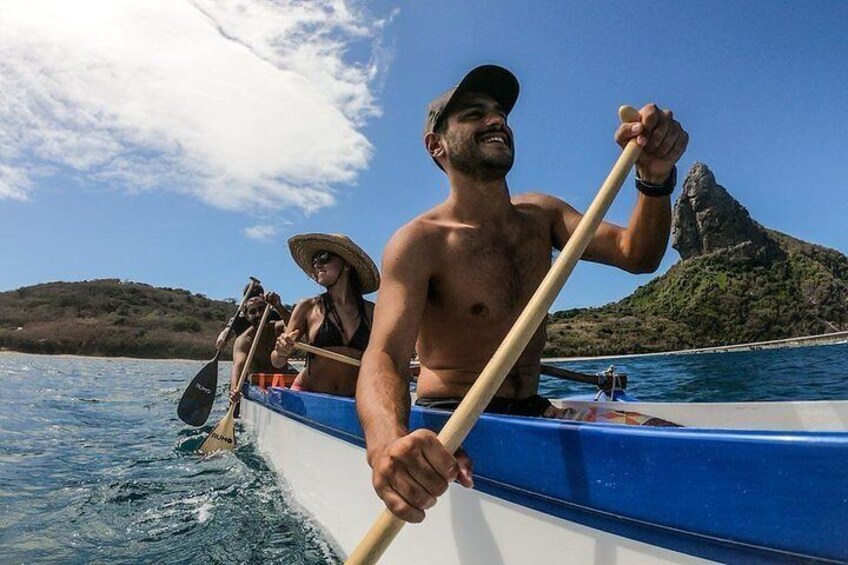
[288, 233, 380, 294]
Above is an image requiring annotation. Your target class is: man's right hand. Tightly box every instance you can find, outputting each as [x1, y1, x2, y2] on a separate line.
[370, 429, 474, 523]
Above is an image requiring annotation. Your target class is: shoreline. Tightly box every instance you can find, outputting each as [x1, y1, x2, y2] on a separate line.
[0, 349, 311, 365]
[3, 330, 847, 365]
[543, 330, 848, 363]
[0, 350, 205, 364]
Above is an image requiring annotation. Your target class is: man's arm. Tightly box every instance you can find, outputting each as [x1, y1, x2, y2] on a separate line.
[263, 291, 292, 326]
[547, 103, 688, 273]
[229, 335, 250, 403]
[544, 191, 672, 274]
[357, 223, 472, 523]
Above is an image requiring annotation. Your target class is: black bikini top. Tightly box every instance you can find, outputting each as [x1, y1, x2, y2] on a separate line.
[311, 293, 370, 353]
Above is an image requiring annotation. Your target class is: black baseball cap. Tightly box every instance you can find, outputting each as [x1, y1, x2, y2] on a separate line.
[423, 65, 520, 137]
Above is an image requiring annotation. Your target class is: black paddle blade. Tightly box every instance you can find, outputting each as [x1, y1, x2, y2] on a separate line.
[177, 352, 220, 426]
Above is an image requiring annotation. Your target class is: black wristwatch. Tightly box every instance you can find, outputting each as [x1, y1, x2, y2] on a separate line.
[635, 165, 676, 197]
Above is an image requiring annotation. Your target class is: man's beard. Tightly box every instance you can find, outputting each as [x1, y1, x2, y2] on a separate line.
[445, 130, 513, 181]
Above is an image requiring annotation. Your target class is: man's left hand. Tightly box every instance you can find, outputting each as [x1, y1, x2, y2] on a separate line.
[615, 103, 688, 184]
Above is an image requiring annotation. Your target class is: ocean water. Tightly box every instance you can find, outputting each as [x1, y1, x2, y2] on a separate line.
[1, 342, 847, 563]
[538, 341, 848, 402]
[0, 354, 339, 564]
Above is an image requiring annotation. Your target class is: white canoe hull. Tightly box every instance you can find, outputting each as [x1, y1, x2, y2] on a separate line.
[243, 399, 713, 564]
[241, 387, 848, 563]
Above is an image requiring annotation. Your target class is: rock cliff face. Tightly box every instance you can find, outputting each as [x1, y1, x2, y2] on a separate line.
[672, 163, 782, 262]
[547, 163, 848, 356]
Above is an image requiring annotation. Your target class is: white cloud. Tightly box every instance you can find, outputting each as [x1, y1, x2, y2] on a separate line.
[243, 224, 278, 241]
[0, 0, 391, 212]
[0, 165, 31, 200]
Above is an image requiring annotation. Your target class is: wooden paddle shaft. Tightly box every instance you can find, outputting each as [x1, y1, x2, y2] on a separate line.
[231, 303, 273, 410]
[294, 342, 361, 367]
[540, 363, 628, 389]
[198, 303, 273, 454]
[345, 105, 643, 565]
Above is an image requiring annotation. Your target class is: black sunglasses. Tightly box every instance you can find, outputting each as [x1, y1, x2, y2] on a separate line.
[312, 250, 335, 267]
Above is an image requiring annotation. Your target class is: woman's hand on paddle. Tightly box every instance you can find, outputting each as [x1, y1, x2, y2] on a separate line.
[615, 103, 688, 184]
[371, 429, 473, 523]
[274, 329, 299, 357]
[229, 388, 242, 404]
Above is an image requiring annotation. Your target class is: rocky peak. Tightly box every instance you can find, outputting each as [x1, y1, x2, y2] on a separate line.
[672, 163, 779, 261]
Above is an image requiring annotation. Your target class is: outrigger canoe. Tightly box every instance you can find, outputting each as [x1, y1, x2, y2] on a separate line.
[241, 377, 848, 564]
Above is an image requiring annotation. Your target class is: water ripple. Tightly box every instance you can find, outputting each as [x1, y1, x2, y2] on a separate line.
[0, 352, 340, 564]
[3, 345, 847, 563]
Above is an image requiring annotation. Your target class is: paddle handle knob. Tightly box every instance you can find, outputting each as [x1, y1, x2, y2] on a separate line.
[619, 105, 641, 123]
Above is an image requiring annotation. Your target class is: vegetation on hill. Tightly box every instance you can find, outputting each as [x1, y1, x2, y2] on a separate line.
[545, 165, 848, 357]
[0, 279, 238, 359]
[547, 233, 848, 356]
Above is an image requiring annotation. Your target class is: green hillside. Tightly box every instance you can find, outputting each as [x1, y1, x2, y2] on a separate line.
[0, 279, 237, 359]
[546, 164, 848, 356]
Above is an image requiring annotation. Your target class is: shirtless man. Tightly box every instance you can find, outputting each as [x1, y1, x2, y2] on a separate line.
[229, 294, 291, 413]
[356, 65, 689, 523]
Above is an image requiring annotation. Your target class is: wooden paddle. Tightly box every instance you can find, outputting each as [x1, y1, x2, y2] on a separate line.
[540, 363, 628, 390]
[293, 342, 361, 367]
[177, 277, 260, 426]
[198, 303, 272, 454]
[345, 106, 644, 564]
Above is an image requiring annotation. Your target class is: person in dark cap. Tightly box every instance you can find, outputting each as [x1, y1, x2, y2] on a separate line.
[356, 64, 688, 523]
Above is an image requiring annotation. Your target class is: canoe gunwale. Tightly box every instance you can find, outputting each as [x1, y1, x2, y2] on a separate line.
[244, 385, 848, 564]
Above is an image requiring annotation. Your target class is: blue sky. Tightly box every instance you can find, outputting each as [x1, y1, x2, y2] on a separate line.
[1, 1, 846, 311]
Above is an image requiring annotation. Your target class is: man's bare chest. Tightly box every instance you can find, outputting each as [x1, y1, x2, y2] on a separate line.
[428, 224, 552, 321]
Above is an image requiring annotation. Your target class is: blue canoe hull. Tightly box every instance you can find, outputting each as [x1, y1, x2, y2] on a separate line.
[246, 385, 848, 563]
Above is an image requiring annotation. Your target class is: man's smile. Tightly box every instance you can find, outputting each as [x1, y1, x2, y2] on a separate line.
[477, 130, 511, 148]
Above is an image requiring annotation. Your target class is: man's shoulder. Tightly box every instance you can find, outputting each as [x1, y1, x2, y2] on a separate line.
[389, 209, 450, 250]
[378, 211, 450, 276]
[233, 330, 253, 351]
[512, 191, 568, 210]
[512, 191, 579, 221]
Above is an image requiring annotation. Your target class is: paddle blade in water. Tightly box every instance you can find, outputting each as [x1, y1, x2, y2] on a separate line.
[199, 411, 236, 454]
[177, 352, 220, 426]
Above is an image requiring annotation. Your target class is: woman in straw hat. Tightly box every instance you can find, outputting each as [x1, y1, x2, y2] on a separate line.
[271, 233, 380, 396]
